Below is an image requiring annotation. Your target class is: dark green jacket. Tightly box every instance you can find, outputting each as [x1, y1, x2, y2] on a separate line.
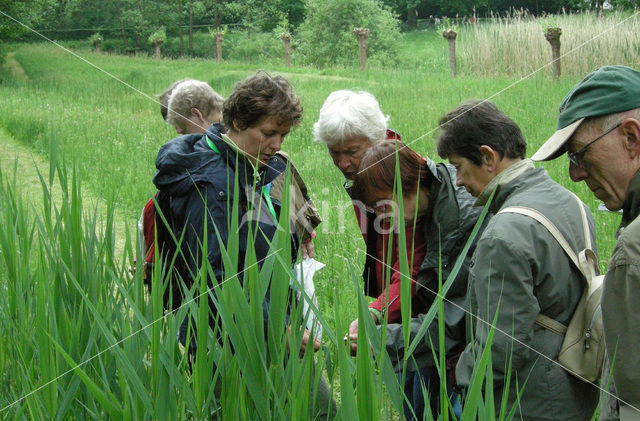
[383, 162, 483, 371]
[456, 161, 599, 420]
[602, 168, 640, 411]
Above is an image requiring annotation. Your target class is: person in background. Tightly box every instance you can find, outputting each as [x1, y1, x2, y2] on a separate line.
[166, 79, 224, 134]
[140, 79, 224, 283]
[153, 72, 335, 419]
[438, 99, 598, 420]
[532, 65, 640, 420]
[351, 140, 481, 419]
[158, 77, 192, 122]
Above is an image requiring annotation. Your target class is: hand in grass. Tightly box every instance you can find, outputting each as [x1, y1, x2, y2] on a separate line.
[287, 326, 321, 358]
[346, 312, 378, 356]
[301, 239, 315, 259]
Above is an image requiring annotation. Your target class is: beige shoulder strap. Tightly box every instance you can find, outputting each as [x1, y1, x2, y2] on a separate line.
[535, 313, 568, 335]
[497, 205, 580, 270]
[497, 194, 599, 334]
[497, 193, 595, 282]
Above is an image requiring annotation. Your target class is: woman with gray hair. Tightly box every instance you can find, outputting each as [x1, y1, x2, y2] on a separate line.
[313, 90, 396, 181]
[312, 91, 401, 311]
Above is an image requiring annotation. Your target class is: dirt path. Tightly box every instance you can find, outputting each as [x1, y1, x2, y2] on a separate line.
[0, 128, 133, 260]
[3, 52, 29, 81]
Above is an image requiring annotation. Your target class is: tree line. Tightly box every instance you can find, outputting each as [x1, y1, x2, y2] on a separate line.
[0, 0, 635, 69]
[3, 0, 636, 43]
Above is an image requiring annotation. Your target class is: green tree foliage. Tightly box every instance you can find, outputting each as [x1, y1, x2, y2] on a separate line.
[226, 0, 290, 32]
[438, 0, 486, 17]
[0, 0, 53, 64]
[148, 27, 167, 44]
[0, 0, 52, 39]
[382, 0, 422, 27]
[297, 0, 401, 68]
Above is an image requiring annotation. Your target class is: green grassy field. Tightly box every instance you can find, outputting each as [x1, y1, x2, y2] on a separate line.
[0, 18, 634, 418]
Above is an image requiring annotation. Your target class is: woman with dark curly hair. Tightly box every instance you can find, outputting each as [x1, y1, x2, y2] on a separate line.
[153, 71, 335, 419]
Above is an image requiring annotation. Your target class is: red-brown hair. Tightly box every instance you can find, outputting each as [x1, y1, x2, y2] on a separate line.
[354, 140, 435, 206]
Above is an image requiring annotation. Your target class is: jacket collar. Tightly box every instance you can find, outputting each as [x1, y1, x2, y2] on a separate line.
[418, 162, 481, 274]
[620, 167, 640, 229]
[475, 159, 535, 207]
[206, 126, 284, 188]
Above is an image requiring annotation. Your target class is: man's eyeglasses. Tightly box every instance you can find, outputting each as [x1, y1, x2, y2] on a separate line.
[567, 122, 621, 168]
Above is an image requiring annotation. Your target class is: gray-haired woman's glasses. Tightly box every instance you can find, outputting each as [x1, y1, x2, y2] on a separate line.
[567, 122, 621, 168]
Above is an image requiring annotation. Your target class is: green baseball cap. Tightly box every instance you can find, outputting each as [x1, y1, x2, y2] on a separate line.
[532, 65, 640, 161]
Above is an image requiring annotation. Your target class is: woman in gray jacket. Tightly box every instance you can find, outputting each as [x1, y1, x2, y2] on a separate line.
[438, 99, 599, 420]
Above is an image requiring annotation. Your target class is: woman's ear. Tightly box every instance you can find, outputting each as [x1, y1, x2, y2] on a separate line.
[478, 145, 498, 172]
[190, 107, 204, 122]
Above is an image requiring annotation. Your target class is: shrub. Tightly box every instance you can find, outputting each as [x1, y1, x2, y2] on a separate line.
[147, 27, 166, 46]
[88, 33, 102, 45]
[296, 0, 401, 68]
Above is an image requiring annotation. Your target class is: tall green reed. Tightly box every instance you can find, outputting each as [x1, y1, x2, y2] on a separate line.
[457, 10, 640, 77]
[0, 136, 539, 420]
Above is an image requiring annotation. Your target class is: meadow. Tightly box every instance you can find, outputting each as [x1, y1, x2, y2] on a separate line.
[0, 12, 637, 419]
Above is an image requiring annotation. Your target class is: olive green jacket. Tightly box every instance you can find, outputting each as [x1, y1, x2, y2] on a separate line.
[382, 162, 483, 372]
[456, 160, 599, 420]
[602, 168, 640, 413]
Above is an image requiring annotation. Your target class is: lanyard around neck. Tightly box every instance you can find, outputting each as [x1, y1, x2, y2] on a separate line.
[207, 135, 277, 220]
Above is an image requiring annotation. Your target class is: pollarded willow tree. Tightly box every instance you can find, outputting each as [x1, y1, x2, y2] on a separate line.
[297, 0, 401, 68]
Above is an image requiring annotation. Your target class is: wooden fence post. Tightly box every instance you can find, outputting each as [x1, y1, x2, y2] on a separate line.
[281, 33, 292, 67]
[544, 27, 562, 79]
[353, 27, 370, 70]
[214, 32, 224, 62]
[154, 42, 162, 59]
[442, 29, 457, 77]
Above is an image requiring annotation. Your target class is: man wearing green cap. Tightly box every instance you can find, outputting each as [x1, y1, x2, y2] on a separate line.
[533, 65, 640, 420]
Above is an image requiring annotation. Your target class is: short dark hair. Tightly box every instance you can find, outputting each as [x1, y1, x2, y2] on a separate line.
[223, 71, 303, 131]
[437, 99, 526, 165]
[354, 140, 436, 206]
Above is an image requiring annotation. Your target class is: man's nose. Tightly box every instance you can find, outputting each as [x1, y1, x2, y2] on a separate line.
[569, 161, 588, 182]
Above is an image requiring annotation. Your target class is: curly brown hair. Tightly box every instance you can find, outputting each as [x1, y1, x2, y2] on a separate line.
[223, 71, 303, 132]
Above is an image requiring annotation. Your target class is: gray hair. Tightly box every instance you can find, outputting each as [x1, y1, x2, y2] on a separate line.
[598, 108, 640, 131]
[158, 78, 192, 121]
[312, 90, 389, 147]
[166, 80, 224, 129]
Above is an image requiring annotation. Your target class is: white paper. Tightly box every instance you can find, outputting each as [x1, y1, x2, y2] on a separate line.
[295, 258, 325, 338]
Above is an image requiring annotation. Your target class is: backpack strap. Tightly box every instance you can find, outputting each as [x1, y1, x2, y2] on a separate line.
[497, 194, 597, 334]
[535, 313, 568, 336]
[497, 205, 580, 270]
[497, 193, 595, 281]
